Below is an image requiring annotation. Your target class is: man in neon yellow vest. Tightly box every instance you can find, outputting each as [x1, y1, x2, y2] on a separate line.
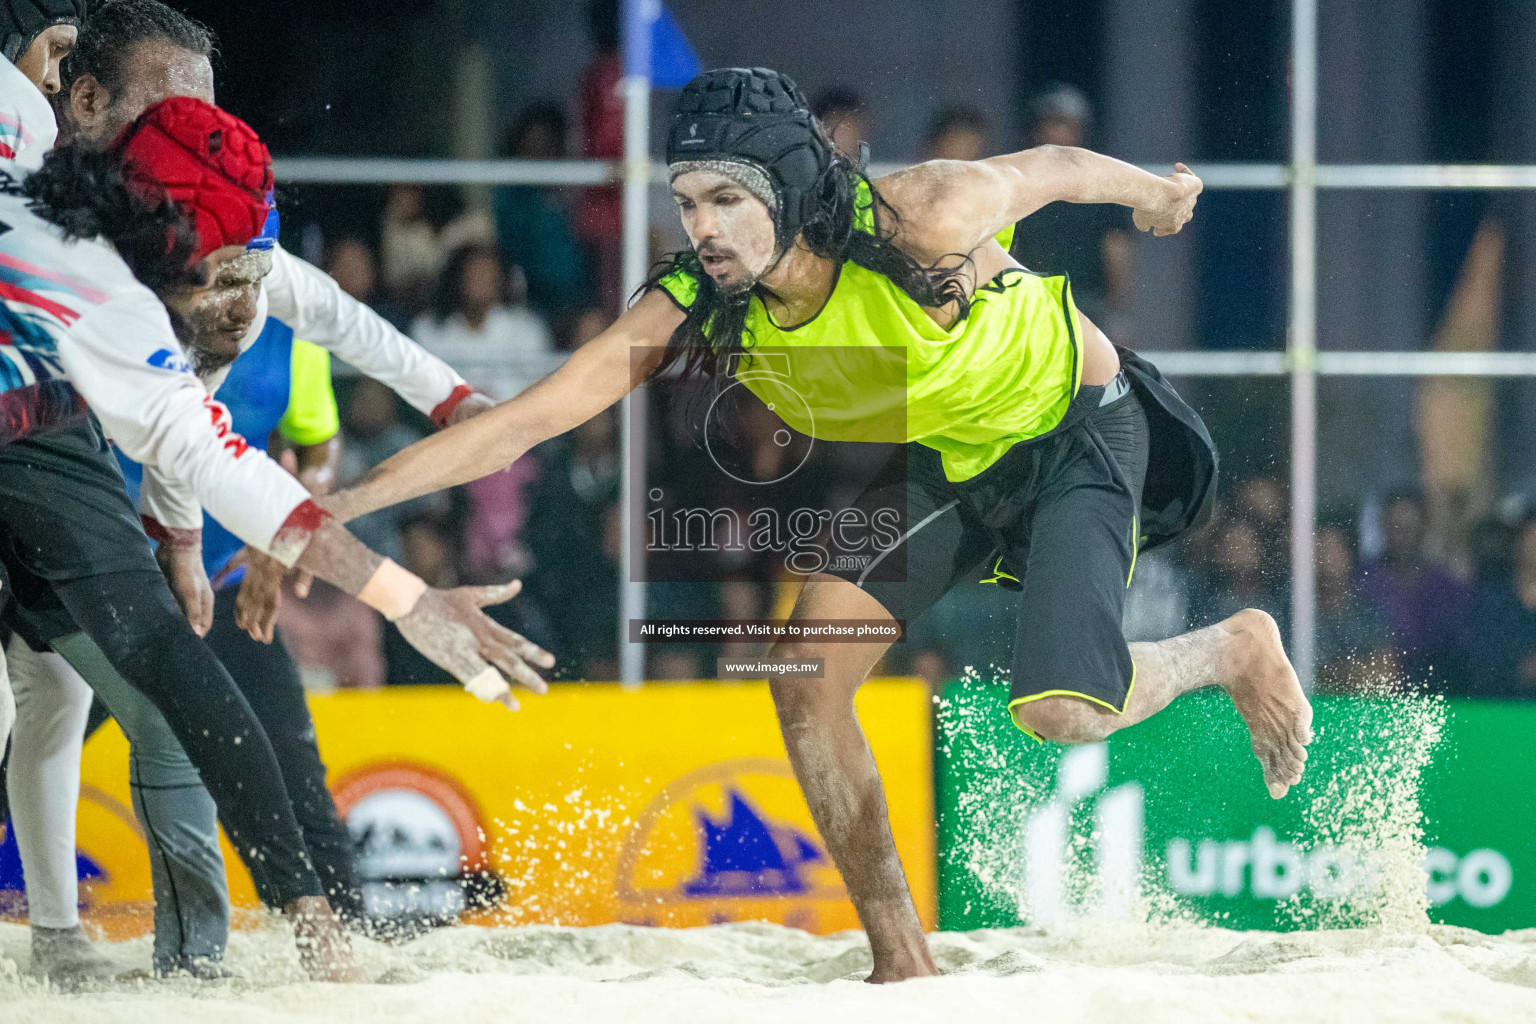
[324, 68, 1313, 983]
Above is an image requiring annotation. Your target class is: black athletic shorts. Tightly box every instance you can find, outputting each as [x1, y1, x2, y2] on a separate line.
[827, 375, 1150, 727]
[0, 417, 158, 649]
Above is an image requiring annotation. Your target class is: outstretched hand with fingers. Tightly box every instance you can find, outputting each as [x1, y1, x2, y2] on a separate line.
[394, 578, 555, 709]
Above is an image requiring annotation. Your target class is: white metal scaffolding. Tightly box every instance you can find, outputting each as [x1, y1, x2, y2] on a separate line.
[272, 0, 1536, 686]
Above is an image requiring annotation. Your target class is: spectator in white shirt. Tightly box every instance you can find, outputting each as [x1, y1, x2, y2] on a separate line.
[410, 242, 560, 401]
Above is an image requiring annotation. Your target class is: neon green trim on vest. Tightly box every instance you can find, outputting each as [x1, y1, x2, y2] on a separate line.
[277, 340, 340, 447]
[657, 264, 698, 310]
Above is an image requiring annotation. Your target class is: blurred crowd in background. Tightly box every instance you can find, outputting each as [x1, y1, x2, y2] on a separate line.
[272, 16, 1536, 700]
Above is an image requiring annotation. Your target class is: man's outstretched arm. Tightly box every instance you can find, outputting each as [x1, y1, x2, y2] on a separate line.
[322, 288, 682, 524]
[61, 294, 554, 704]
[263, 245, 486, 426]
[876, 147, 1202, 262]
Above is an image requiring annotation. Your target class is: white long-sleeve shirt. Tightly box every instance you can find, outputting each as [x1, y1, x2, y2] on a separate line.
[0, 56, 55, 171]
[0, 63, 469, 563]
[139, 244, 472, 531]
[0, 175, 317, 562]
[0, 59, 329, 563]
[261, 245, 467, 417]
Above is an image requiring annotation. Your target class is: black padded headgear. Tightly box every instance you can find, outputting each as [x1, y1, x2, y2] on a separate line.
[1, 0, 85, 64]
[667, 67, 833, 245]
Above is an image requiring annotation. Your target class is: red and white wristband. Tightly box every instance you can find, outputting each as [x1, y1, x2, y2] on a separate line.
[430, 384, 478, 428]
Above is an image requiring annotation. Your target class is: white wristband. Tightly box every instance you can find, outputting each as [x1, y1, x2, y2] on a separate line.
[357, 559, 428, 621]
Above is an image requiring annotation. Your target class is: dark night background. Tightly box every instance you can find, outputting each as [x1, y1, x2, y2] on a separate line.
[122, 0, 1535, 691]
[173, 0, 1507, 349]
[169, 0, 1536, 497]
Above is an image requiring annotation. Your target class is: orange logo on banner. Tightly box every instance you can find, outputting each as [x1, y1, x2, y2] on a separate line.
[331, 761, 492, 923]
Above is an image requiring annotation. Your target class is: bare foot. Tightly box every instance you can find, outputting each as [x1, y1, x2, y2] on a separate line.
[866, 959, 940, 984]
[1218, 608, 1313, 799]
[285, 896, 368, 983]
[865, 936, 940, 984]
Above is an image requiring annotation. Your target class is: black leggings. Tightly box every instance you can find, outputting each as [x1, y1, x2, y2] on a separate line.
[51, 569, 323, 906]
[204, 585, 363, 919]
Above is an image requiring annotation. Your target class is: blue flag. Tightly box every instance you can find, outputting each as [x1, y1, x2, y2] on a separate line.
[650, 2, 701, 88]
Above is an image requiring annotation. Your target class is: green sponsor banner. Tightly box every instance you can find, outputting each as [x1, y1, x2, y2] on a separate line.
[934, 681, 1534, 933]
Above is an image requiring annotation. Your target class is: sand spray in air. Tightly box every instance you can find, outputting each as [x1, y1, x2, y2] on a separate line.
[488, 760, 641, 927]
[934, 665, 1138, 925]
[1279, 674, 1446, 931]
[936, 662, 1446, 932]
[937, 664, 1201, 928]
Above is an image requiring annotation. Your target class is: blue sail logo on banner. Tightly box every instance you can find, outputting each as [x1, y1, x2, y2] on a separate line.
[683, 789, 826, 897]
[613, 757, 847, 928]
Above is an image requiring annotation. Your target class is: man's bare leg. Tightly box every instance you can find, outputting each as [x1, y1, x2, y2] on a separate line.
[1012, 608, 1313, 798]
[767, 574, 936, 984]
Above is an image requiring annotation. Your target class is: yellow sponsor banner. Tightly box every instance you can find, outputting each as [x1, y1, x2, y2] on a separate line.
[46, 679, 933, 938]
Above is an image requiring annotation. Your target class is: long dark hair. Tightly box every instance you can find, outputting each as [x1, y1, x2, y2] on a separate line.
[23, 144, 204, 293]
[643, 152, 976, 381]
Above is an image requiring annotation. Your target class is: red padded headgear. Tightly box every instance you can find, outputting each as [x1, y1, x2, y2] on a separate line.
[113, 96, 274, 265]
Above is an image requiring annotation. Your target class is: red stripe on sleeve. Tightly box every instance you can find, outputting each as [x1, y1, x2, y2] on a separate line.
[141, 516, 201, 551]
[267, 498, 333, 567]
[430, 383, 476, 428]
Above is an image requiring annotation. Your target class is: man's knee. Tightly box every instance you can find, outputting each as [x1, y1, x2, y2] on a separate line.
[1010, 694, 1112, 744]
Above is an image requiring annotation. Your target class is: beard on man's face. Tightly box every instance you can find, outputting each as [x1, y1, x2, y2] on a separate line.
[697, 240, 762, 298]
[189, 344, 238, 377]
[715, 269, 757, 298]
[166, 305, 239, 376]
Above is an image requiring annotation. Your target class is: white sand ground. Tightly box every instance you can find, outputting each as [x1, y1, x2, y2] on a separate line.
[4, 917, 1536, 1024]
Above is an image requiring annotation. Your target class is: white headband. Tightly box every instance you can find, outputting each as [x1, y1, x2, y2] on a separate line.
[668, 159, 778, 213]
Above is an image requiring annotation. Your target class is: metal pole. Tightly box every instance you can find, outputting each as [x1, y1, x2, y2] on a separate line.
[1289, 0, 1319, 689]
[619, 0, 652, 686]
[269, 157, 1536, 191]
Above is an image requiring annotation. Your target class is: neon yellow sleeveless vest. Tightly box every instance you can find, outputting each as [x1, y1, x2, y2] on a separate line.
[657, 184, 1082, 482]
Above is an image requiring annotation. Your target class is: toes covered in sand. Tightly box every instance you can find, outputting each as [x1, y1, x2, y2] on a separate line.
[1220, 609, 1314, 800]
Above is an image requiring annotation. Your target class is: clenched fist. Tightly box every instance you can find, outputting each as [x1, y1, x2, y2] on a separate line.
[1133, 162, 1202, 237]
